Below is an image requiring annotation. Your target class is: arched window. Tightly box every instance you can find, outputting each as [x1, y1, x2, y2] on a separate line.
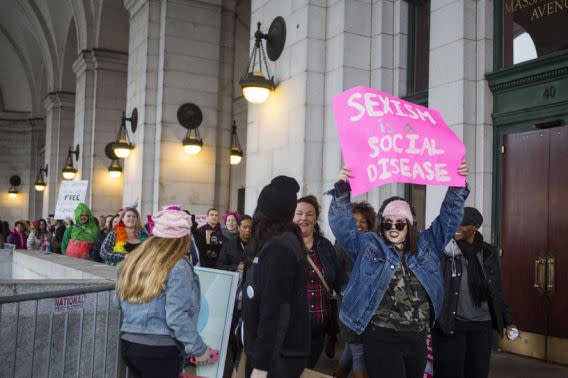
[502, 0, 568, 67]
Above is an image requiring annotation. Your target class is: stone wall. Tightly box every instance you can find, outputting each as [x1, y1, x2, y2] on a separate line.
[245, 0, 409, 236]
[426, 0, 494, 238]
[0, 120, 45, 227]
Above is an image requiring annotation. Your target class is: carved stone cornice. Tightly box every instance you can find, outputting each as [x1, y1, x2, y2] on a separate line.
[92, 48, 128, 73]
[489, 67, 568, 93]
[123, 0, 149, 17]
[487, 50, 568, 94]
[72, 50, 96, 76]
[43, 91, 76, 111]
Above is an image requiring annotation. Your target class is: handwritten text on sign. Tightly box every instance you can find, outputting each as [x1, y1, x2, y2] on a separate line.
[332, 86, 466, 196]
[54, 180, 89, 220]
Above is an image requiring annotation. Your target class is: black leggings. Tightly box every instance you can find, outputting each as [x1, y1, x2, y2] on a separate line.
[363, 326, 427, 378]
[121, 339, 182, 378]
[308, 324, 327, 369]
[432, 320, 492, 378]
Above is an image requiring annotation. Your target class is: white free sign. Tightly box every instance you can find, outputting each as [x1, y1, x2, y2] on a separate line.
[54, 180, 89, 220]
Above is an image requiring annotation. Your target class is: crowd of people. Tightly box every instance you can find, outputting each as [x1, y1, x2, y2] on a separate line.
[0, 217, 67, 253]
[0, 202, 244, 270]
[1, 160, 518, 378]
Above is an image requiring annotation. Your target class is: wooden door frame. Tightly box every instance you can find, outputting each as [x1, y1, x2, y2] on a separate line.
[487, 50, 568, 250]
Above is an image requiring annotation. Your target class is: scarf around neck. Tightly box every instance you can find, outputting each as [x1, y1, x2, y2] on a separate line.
[456, 232, 490, 307]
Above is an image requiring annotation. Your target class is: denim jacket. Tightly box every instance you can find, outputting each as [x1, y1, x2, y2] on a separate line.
[328, 184, 469, 335]
[116, 257, 207, 356]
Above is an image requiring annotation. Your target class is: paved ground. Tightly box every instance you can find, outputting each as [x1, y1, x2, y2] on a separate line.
[314, 351, 568, 377]
[488, 352, 568, 378]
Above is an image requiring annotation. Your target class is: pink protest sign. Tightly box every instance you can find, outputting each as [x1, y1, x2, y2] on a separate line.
[333, 86, 466, 196]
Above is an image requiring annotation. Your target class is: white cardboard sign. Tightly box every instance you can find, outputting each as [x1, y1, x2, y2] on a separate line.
[54, 180, 89, 220]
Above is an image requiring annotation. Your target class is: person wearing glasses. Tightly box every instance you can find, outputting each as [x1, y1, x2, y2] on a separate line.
[328, 162, 469, 378]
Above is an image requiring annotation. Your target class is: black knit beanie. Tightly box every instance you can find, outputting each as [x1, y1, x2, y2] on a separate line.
[256, 176, 300, 221]
[461, 207, 483, 226]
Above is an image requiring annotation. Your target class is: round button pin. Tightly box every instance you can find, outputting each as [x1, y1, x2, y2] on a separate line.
[247, 285, 254, 299]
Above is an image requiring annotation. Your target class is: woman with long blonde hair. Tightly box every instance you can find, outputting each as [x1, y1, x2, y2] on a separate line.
[116, 205, 216, 377]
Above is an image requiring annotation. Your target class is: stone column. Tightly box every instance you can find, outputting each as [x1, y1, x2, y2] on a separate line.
[0, 119, 33, 227]
[124, 0, 229, 217]
[245, 0, 332, 215]
[28, 119, 46, 220]
[73, 49, 128, 216]
[245, 0, 409, 233]
[42, 92, 75, 216]
[426, 0, 493, 235]
[228, 0, 251, 212]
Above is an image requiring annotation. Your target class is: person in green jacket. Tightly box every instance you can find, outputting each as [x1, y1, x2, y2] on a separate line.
[62, 203, 99, 259]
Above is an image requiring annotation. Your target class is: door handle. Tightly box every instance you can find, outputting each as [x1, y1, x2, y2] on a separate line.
[534, 257, 546, 296]
[546, 254, 555, 297]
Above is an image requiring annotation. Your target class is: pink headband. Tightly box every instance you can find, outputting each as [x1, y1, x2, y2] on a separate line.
[152, 204, 193, 239]
[382, 200, 413, 225]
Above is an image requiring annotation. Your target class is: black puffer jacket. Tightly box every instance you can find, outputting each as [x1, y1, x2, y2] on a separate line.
[436, 235, 513, 336]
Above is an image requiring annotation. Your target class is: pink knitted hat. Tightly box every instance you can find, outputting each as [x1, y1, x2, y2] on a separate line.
[222, 210, 240, 223]
[382, 200, 414, 225]
[152, 204, 193, 238]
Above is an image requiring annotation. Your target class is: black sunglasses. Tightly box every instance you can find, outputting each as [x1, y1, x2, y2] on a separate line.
[381, 222, 407, 231]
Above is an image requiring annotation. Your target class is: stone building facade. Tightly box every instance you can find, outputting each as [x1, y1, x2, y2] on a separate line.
[2, 0, 568, 365]
[0, 0, 498, 233]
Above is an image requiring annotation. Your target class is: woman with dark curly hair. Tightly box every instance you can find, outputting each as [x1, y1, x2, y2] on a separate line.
[334, 201, 376, 378]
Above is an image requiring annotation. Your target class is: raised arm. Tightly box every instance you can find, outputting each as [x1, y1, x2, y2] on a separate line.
[328, 168, 383, 261]
[422, 162, 470, 254]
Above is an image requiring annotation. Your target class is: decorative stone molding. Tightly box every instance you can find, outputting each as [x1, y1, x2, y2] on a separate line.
[123, 0, 149, 17]
[72, 50, 96, 76]
[487, 50, 568, 94]
[0, 118, 42, 133]
[92, 48, 129, 73]
[43, 92, 76, 111]
[28, 117, 45, 132]
[72, 49, 128, 76]
[489, 67, 568, 93]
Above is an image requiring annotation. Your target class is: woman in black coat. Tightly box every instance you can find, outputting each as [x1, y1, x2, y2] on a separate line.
[242, 176, 310, 378]
[433, 207, 518, 378]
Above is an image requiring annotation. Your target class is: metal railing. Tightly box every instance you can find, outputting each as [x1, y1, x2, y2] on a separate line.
[0, 283, 125, 378]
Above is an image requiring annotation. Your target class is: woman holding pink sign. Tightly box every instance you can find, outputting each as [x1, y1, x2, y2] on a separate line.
[328, 162, 469, 378]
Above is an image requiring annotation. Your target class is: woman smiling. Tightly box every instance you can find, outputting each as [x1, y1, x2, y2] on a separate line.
[293, 195, 347, 369]
[101, 208, 148, 265]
